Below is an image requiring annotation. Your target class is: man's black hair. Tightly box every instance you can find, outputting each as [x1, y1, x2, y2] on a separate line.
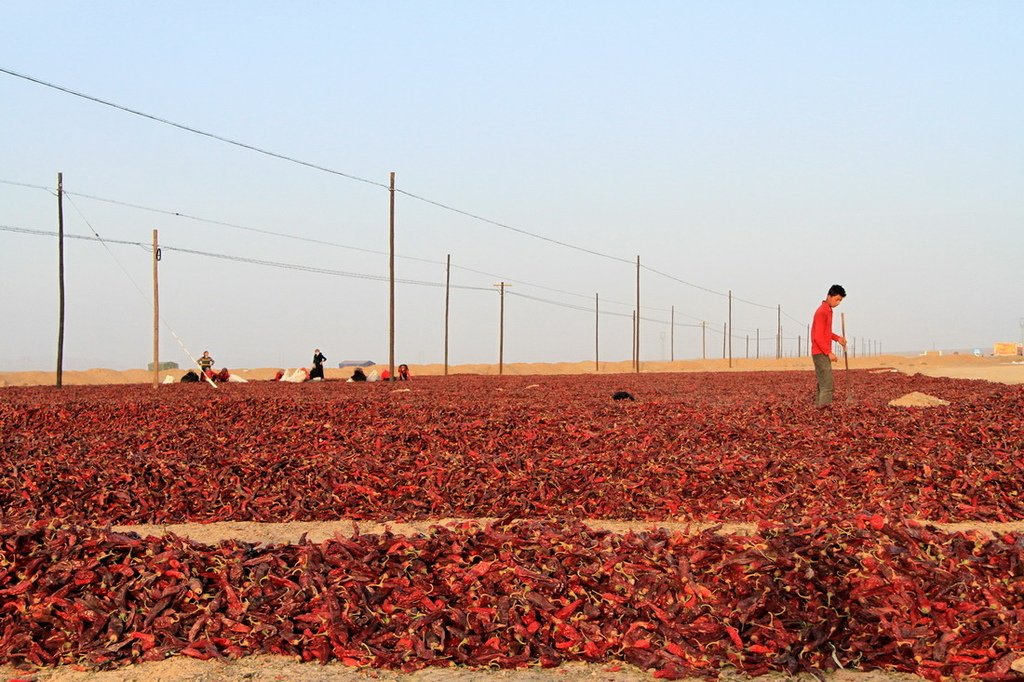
[828, 284, 846, 297]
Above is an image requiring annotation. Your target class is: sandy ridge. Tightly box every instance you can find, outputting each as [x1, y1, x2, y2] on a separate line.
[105, 518, 1024, 547]
[2, 354, 1023, 387]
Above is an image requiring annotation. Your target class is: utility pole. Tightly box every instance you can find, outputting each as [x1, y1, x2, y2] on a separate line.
[722, 322, 726, 359]
[444, 254, 451, 376]
[388, 172, 396, 381]
[594, 293, 599, 372]
[56, 172, 65, 388]
[635, 256, 641, 373]
[670, 305, 675, 362]
[701, 321, 706, 359]
[728, 290, 732, 368]
[152, 229, 160, 388]
[776, 304, 782, 359]
[495, 282, 508, 375]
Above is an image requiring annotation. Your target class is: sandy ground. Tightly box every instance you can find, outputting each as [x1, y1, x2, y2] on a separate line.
[106, 517, 1024, 548]
[2, 353, 1023, 387]
[2, 354, 1022, 681]
[0, 658, 930, 682]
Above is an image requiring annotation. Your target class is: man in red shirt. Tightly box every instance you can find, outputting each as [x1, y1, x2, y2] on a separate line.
[811, 284, 847, 407]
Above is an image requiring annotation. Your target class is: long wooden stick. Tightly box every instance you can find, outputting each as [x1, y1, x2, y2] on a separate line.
[152, 229, 159, 388]
[56, 172, 65, 388]
[841, 313, 849, 371]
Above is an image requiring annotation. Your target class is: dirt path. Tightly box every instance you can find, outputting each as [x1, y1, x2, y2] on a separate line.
[105, 518, 1024, 547]
[0, 655, 931, 682]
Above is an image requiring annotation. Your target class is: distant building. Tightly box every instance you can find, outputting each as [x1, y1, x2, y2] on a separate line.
[147, 361, 179, 370]
[337, 360, 375, 368]
[993, 342, 1021, 356]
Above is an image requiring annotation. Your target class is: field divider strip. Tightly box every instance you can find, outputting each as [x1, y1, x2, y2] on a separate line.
[106, 517, 1024, 546]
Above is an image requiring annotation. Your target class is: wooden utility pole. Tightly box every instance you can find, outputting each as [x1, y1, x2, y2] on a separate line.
[728, 290, 732, 368]
[756, 328, 760, 359]
[444, 254, 451, 376]
[152, 229, 160, 388]
[776, 305, 782, 359]
[635, 256, 640, 373]
[722, 322, 726, 359]
[495, 282, 508, 375]
[594, 293, 599, 372]
[388, 172, 396, 380]
[56, 172, 65, 387]
[746, 334, 749, 359]
[701, 321, 706, 359]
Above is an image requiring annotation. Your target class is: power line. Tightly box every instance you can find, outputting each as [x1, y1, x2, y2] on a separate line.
[1, 223, 742, 332]
[0, 179, 51, 192]
[0, 224, 492, 291]
[507, 291, 703, 328]
[1, 179, 811, 335]
[2, 224, 829, 350]
[0, 178, 424, 263]
[0, 67, 386, 191]
[0, 69, 630, 267]
[394, 188, 634, 266]
[2, 178, 638, 311]
[0, 70, 797, 314]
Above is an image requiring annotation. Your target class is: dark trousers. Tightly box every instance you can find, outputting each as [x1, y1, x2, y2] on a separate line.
[813, 354, 834, 407]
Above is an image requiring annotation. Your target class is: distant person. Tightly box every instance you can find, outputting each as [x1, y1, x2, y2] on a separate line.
[398, 364, 410, 381]
[811, 284, 847, 407]
[198, 351, 214, 374]
[350, 367, 367, 382]
[380, 369, 391, 381]
[310, 348, 326, 380]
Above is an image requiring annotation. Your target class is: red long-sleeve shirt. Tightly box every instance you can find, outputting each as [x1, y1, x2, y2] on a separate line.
[811, 300, 841, 356]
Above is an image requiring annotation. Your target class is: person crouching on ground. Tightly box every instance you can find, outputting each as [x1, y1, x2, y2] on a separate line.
[811, 284, 847, 407]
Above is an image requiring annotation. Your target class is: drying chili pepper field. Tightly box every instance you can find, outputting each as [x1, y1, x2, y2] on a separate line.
[1, 371, 1022, 680]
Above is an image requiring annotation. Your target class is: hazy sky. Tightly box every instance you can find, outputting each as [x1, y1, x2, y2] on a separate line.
[2, 2, 1022, 371]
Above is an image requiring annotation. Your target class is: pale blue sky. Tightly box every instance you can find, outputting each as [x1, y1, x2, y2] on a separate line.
[2, 2, 1022, 370]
